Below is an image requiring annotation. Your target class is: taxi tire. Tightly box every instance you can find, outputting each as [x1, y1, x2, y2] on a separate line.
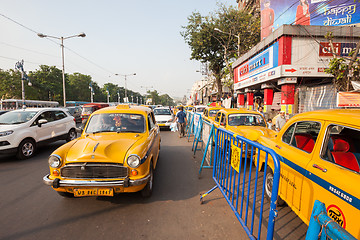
[57, 191, 74, 198]
[16, 138, 36, 160]
[141, 162, 153, 198]
[265, 167, 285, 206]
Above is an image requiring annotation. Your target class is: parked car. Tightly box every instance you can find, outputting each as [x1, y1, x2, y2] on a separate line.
[153, 107, 174, 129]
[213, 108, 275, 141]
[66, 106, 82, 123]
[0, 108, 77, 159]
[257, 109, 360, 238]
[81, 103, 109, 125]
[202, 106, 223, 124]
[43, 104, 161, 198]
[193, 105, 207, 113]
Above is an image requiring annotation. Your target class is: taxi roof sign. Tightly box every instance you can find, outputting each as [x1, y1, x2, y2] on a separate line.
[116, 104, 131, 109]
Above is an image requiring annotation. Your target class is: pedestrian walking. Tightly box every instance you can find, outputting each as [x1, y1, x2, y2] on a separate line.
[258, 106, 265, 118]
[267, 118, 274, 130]
[174, 106, 187, 138]
[275, 111, 286, 131]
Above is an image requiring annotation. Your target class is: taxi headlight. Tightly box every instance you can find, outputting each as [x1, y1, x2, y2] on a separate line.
[127, 155, 141, 168]
[49, 155, 62, 168]
[0, 130, 13, 137]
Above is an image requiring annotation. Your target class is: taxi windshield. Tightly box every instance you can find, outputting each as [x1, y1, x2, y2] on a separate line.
[85, 113, 145, 133]
[154, 109, 171, 115]
[0, 111, 37, 125]
[228, 113, 266, 127]
[209, 109, 220, 117]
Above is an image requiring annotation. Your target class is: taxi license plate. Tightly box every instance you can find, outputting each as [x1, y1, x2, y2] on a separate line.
[158, 124, 165, 126]
[73, 188, 113, 197]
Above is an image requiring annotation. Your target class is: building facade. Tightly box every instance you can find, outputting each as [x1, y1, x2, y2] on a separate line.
[232, 25, 360, 116]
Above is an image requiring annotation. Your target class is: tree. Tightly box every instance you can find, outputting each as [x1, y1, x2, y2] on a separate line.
[28, 65, 63, 102]
[0, 69, 21, 99]
[325, 32, 360, 91]
[67, 73, 93, 102]
[181, 4, 260, 98]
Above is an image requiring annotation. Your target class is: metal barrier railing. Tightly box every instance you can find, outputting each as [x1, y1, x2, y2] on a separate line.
[200, 127, 281, 240]
[192, 113, 203, 153]
[198, 120, 215, 177]
[305, 200, 357, 240]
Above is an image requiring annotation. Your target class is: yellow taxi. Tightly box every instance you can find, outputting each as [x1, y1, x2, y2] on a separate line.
[202, 106, 223, 124]
[173, 105, 184, 115]
[185, 105, 194, 112]
[213, 108, 275, 141]
[257, 109, 360, 238]
[43, 104, 161, 198]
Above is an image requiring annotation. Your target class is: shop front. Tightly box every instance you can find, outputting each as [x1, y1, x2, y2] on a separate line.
[233, 25, 360, 116]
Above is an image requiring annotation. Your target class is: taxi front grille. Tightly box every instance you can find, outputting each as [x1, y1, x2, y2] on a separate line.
[61, 163, 128, 179]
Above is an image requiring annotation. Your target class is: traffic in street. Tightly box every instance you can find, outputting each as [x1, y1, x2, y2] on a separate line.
[0, 130, 307, 240]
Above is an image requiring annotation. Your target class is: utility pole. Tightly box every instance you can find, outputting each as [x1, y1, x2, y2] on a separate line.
[15, 60, 32, 108]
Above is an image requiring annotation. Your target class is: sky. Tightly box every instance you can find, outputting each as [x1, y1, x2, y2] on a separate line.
[0, 0, 233, 100]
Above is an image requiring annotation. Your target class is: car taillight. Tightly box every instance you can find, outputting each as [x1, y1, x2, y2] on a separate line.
[73, 117, 76, 123]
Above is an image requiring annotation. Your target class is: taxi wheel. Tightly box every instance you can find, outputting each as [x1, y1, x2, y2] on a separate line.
[141, 163, 153, 198]
[57, 191, 74, 198]
[16, 139, 36, 160]
[66, 129, 77, 142]
[265, 167, 285, 206]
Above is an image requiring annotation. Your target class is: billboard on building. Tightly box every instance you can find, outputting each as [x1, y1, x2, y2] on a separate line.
[261, 0, 360, 39]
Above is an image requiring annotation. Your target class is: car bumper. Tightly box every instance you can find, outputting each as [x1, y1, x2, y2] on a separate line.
[43, 174, 150, 188]
[158, 123, 171, 127]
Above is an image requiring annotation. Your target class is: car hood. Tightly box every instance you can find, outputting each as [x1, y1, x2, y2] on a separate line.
[0, 123, 28, 131]
[64, 133, 144, 164]
[228, 126, 276, 141]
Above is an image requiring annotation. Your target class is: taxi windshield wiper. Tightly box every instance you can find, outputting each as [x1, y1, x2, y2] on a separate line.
[92, 130, 112, 134]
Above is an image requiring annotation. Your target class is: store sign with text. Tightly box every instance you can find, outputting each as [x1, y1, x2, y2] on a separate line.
[319, 42, 360, 57]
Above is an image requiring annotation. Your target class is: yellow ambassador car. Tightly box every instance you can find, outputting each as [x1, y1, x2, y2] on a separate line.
[257, 109, 360, 238]
[213, 108, 276, 140]
[43, 105, 160, 198]
[202, 106, 223, 124]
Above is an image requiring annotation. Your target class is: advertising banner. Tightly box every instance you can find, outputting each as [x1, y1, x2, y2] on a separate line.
[261, 0, 360, 39]
[337, 92, 360, 107]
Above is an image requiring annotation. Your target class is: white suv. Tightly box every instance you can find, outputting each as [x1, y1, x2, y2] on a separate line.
[153, 107, 174, 129]
[0, 108, 77, 159]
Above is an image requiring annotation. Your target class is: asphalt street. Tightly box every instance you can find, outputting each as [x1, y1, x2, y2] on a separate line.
[0, 130, 307, 240]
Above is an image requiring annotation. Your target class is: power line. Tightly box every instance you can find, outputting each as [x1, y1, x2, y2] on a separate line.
[0, 12, 115, 76]
[0, 41, 59, 58]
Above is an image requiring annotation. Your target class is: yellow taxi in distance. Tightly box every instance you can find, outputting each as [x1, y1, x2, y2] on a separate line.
[43, 105, 160, 198]
[173, 105, 184, 115]
[257, 109, 360, 238]
[213, 108, 275, 141]
[202, 106, 223, 124]
[185, 105, 194, 112]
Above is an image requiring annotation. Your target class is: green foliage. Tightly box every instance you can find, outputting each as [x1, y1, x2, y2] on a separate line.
[145, 90, 175, 106]
[325, 32, 360, 91]
[0, 65, 145, 106]
[181, 4, 260, 97]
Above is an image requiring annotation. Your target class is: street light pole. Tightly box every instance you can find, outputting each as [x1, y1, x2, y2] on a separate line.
[214, 28, 240, 57]
[37, 32, 86, 107]
[115, 73, 136, 103]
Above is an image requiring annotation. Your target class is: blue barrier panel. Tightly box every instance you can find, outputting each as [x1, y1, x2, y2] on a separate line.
[192, 113, 203, 154]
[306, 200, 357, 240]
[200, 127, 281, 240]
[199, 121, 215, 176]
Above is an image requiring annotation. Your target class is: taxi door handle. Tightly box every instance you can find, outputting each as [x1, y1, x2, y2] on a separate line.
[312, 164, 327, 173]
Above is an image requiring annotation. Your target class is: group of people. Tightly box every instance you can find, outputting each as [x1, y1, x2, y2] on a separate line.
[256, 106, 286, 131]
